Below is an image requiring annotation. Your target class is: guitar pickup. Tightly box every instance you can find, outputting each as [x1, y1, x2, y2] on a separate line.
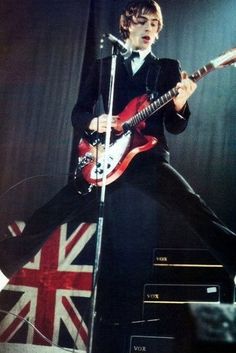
[95, 168, 103, 174]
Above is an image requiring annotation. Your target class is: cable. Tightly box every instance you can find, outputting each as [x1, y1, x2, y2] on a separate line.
[0, 309, 81, 353]
[0, 173, 73, 201]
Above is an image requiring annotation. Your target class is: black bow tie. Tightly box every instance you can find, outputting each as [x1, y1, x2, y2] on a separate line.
[128, 51, 140, 60]
[124, 51, 140, 76]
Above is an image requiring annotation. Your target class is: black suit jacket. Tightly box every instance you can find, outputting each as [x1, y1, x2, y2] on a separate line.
[71, 52, 190, 162]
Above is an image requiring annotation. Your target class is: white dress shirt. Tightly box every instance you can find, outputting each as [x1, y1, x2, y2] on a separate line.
[124, 47, 151, 75]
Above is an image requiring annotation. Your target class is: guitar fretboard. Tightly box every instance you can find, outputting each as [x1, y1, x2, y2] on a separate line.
[189, 62, 214, 82]
[124, 62, 215, 130]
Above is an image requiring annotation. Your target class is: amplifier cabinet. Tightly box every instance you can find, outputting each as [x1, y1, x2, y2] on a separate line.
[152, 248, 234, 303]
[129, 335, 174, 353]
[152, 248, 225, 283]
[153, 248, 222, 268]
[144, 283, 220, 304]
[142, 283, 221, 334]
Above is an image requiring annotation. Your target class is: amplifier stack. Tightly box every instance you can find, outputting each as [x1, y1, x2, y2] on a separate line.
[125, 248, 235, 353]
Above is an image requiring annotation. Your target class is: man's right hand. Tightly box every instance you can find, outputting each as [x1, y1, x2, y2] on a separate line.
[88, 114, 119, 133]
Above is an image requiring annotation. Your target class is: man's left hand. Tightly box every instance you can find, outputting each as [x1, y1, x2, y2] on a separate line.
[173, 71, 197, 112]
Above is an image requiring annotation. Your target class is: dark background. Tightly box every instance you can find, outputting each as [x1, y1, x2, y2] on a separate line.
[0, 0, 235, 298]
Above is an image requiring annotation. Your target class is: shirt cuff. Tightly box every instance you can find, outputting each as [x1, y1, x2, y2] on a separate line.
[176, 103, 187, 119]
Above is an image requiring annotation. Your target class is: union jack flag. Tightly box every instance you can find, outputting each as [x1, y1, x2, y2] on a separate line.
[0, 220, 96, 352]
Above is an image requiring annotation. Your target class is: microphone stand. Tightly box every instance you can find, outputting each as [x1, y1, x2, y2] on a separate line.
[88, 42, 120, 353]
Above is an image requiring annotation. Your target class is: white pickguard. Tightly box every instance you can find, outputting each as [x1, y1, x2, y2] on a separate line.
[90, 131, 132, 180]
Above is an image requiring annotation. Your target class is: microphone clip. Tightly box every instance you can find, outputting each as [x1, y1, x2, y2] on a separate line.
[102, 33, 131, 56]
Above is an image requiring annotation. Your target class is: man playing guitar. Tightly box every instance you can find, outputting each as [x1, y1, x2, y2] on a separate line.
[0, 3, 236, 352]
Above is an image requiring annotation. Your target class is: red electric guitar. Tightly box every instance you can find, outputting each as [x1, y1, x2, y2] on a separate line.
[74, 48, 236, 191]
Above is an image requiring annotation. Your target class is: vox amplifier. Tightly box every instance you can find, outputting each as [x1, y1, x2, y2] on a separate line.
[153, 248, 222, 268]
[142, 283, 221, 334]
[143, 283, 220, 305]
[129, 335, 174, 353]
[151, 248, 234, 303]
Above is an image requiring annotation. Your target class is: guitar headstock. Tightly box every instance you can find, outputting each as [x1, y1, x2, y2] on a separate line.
[211, 48, 236, 69]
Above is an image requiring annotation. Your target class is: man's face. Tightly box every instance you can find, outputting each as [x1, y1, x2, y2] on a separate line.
[126, 13, 159, 50]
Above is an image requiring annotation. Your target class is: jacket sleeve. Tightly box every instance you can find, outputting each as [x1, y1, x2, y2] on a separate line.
[163, 60, 191, 135]
[71, 60, 100, 135]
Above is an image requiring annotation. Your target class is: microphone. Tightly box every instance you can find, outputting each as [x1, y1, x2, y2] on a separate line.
[103, 33, 131, 56]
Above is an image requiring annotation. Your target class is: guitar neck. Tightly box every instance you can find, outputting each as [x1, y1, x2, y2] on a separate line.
[189, 62, 215, 82]
[125, 62, 215, 130]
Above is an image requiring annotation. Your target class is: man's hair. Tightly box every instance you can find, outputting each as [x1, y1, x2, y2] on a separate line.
[119, 0, 163, 40]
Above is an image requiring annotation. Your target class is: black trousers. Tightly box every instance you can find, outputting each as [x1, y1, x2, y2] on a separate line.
[0, 152, 236, 279]
[1, 153, 236, 353]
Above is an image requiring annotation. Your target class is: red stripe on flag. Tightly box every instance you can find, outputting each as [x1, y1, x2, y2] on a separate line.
[9, 222, 23, 237]
[65, 223, 92, 257]
[62, 296, 89, 346]
[0, 302, 30, 342]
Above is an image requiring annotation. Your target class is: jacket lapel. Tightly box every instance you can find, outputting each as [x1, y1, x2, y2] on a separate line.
[119, 52, 162, 94]
[134, 52, 160, 76]
[121, 52, 158, 76]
